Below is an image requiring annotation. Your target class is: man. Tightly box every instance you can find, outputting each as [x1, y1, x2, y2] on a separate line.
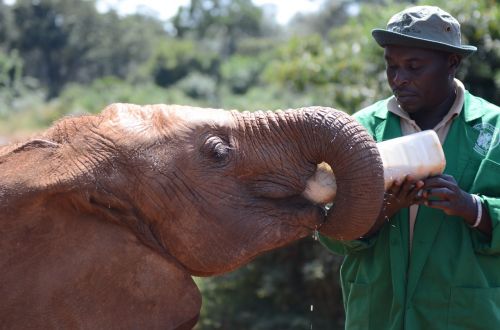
[320, 6, 500, 329]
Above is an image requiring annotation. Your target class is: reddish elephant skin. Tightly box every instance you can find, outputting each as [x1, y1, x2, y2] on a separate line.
[0, 104, 384, 329]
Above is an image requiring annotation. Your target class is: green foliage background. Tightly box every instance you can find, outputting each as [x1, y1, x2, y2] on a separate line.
[0, 0, 498, 328]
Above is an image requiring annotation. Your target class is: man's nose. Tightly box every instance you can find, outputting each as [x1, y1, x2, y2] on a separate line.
[392, 69, 410, 87]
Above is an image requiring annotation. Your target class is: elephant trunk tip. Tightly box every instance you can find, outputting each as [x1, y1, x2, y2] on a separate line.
[302, 162, 337, 206]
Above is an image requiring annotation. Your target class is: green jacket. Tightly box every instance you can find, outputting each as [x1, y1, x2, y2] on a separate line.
[320, 92, 500, 329]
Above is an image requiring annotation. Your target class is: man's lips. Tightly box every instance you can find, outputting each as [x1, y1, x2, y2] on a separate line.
[393, 89, 417, 97]
[394, 90, 418, 102]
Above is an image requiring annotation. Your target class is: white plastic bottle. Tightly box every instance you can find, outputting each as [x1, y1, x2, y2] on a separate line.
[377, 130, 446, 189]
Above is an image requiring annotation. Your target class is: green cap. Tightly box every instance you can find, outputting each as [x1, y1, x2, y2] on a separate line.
[372, 6, 477, 57]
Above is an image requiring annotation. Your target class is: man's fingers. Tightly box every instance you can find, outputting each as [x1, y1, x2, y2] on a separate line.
[387, 179, 403, 195]
[423, 175, 457, 188]
[424, 199, 452, 213]
[440, 174, 455, 181]
[402, 179, 424, 197]
[423, 178, 450, 188]
[424, 187, 453, 199]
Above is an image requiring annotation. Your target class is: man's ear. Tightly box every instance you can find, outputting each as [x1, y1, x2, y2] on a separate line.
[448, 53, 462, 75]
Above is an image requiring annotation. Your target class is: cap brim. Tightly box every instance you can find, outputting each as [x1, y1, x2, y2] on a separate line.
[372, 29, 477, 57]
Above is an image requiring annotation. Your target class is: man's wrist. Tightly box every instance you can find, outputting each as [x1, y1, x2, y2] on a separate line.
[462, 193, 478, 227]
[470, 194, 483, 228]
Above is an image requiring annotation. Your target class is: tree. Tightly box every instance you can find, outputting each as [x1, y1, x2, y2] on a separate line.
[11, 0, 168, 99]
[12, 0, 98, 98]
[172, 0, 264, 57]
[141, 37, 217, 88]
[0, 0, 17, 47]
[444, 0, 499, 104]
[83, 12, 168, 84]
[288, 0, 353, 37]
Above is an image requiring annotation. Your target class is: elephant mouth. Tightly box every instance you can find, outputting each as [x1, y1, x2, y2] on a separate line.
[302, 162, 337, 206]
[243, 169, 328, 232]
[275, 194, 326, 230]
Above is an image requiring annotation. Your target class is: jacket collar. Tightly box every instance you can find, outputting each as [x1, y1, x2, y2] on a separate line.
[463, 90, 485, 123]
[374, 101, 401, 142]
[374, 98, 391, 120]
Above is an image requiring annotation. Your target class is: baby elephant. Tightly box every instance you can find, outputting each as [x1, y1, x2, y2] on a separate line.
[0, 104, 384, 329]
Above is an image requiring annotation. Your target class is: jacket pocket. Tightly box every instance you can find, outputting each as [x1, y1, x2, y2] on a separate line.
[345, 282, 371, 330]
[448, 287, 500, 329]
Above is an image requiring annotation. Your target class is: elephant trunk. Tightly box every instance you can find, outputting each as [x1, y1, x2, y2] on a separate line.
[297, 107, 385, 240]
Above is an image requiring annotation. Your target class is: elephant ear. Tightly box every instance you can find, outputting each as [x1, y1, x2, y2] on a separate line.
[1, 107, 135, 194]
[0, 139, 60, 157]
[0, 138, 68, 191]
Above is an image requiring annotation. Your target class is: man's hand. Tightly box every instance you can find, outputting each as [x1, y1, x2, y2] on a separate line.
[382, 175, 425, 219]
[363, 175, 424, 238]
[421, 174, 475, 218]
[422, 174, 492, 236]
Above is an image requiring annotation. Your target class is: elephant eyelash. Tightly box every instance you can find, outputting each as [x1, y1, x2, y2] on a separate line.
[201, 135, 233, 163]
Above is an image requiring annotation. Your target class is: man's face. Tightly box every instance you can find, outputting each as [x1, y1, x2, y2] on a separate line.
[384, 45, 452, 114]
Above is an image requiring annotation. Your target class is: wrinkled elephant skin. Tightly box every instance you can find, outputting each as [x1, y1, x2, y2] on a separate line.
[0, 104, 384, 329]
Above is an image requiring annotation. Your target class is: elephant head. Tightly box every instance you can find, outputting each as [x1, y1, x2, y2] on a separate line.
[0, 104, 384, 328]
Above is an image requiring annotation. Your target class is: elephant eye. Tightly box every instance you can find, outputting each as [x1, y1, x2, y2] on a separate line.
[201, 135, 231, 163]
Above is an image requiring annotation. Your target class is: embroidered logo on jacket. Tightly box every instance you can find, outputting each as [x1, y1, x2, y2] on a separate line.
[473, 123, 500, 156]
